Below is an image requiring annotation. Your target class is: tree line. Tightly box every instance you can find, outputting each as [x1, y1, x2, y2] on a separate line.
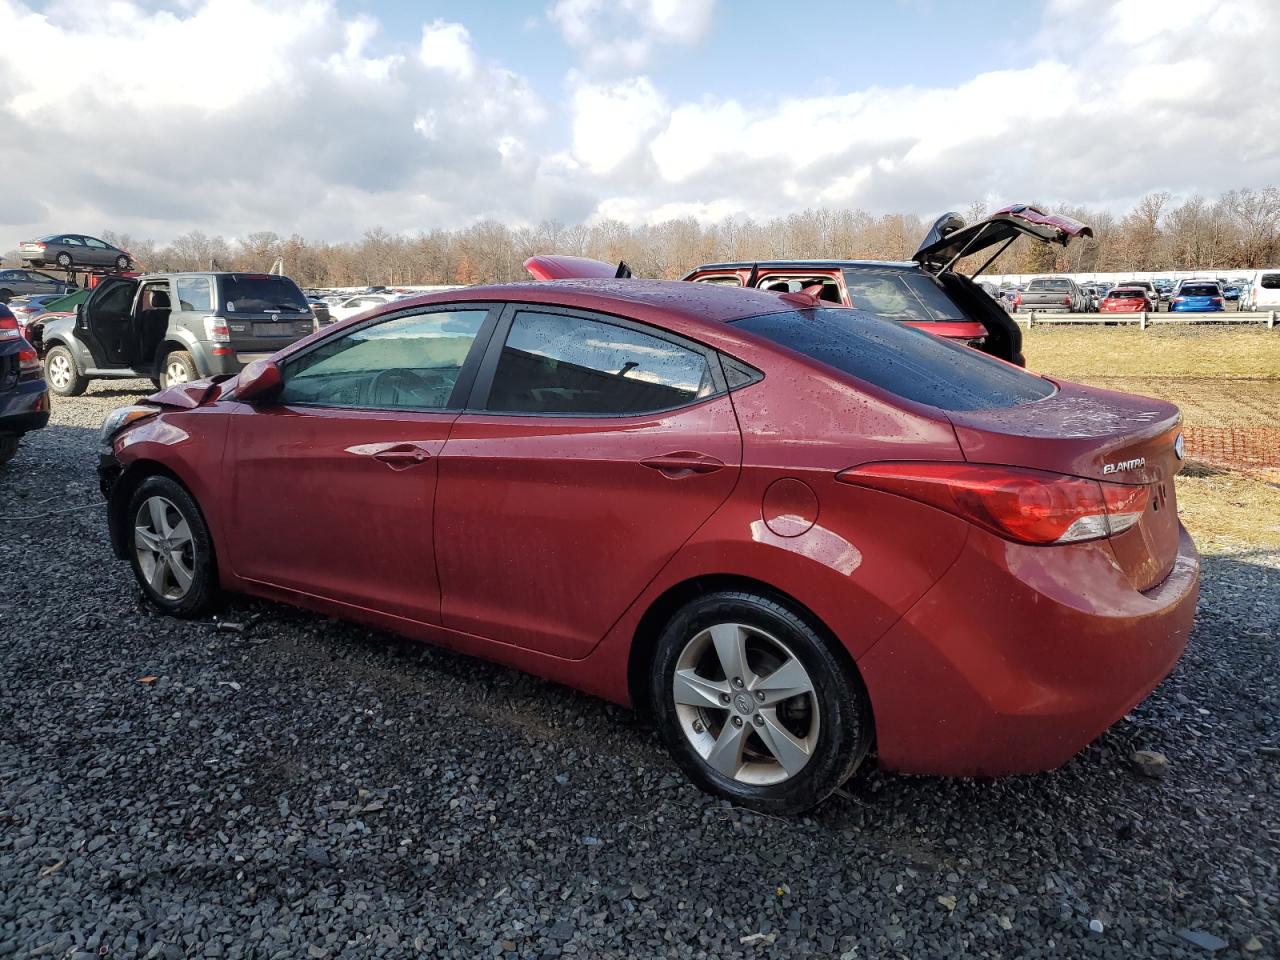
[32, 186, 1280, 287]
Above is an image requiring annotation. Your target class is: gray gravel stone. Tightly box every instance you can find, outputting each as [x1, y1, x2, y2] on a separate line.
[1, 383, 1278, 959]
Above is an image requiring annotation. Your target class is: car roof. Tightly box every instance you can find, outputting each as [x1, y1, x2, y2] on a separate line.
[390, 278, 796, 327]
[692, 260, 918, 273]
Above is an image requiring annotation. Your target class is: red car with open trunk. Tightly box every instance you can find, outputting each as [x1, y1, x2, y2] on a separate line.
[97, 279, 1198, 813]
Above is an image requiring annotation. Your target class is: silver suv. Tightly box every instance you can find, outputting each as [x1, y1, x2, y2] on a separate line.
[33, 272, 317, 396]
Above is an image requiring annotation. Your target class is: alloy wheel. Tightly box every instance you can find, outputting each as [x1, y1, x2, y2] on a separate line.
[47, 354, 73, 391]
[672, 622, 820, 786]
[133, 495, 196, 601]
[166, 360, 190, 386]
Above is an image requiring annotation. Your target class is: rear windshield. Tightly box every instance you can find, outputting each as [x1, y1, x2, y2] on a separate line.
[217, 275, 309, 313]
[1028, 278, 1071, 290]
[732, 308, 1055, 412]
[1110, 288, 1144, 298]
[1260, 274, 1280, 289]
[841, 270, 964, 322]
[1179, 284, 1219, 297]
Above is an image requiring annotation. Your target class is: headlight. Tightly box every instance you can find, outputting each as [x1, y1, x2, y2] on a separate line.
[100, 405, 158, 445]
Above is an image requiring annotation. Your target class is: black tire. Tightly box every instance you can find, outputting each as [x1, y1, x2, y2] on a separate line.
[161, 350, 199, 388]
[115, 255, 131, 271]
[55, 252, 72, 269]
[44, 345, 88, 396]
[0, 435, 19, 466]
[125, 475, 219, 617]
[649, 590, 873, 815]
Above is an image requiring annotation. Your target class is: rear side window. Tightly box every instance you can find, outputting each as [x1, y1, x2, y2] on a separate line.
[1260, 274, 1280, 289]
[841, 270, 964, 322]
[485, 310, 715, 415]
[176, 277, 213, 312]
[733, 308, 1055, 412]
[218, 275, 309, 313]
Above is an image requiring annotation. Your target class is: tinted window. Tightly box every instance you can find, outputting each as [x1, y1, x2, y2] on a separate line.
[1110, 288, 1144, 299]
[1258, 274, 1280, 289]
[280, 309, 487, 410]
[1028, 278, 1071, 290]
[486, 310, 715, 415]
[176, 277, 213, 312]
[733, 308, 1055, 412]
[842, 270, 964, 322]
[1179, 284, 1219, 297]
[218, 275, 309, 313]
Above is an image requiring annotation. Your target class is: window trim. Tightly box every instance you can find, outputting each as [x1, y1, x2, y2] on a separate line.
[464, 302, 729, 419]
[274, 301, 503, 414]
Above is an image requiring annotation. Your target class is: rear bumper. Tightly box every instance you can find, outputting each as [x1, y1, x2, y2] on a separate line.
[0, 380, 51, 435]
[858, 524, 1199, 776]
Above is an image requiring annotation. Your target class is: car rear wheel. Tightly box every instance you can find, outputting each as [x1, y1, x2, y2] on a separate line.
[127, 476, 218, 617]
[650, 591, 873, 814]
[55, 252, 72, 269]
[161, 351, 198, 388]
[44, 346, 88, 396]
[0, 435, 20, 466]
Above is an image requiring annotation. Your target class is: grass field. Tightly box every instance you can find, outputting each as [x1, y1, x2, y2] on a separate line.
[1023, 326, 1280, 554]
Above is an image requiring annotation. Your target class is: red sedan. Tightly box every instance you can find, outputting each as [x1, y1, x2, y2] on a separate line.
[98, 280, 1199, 813]
[1100, 286, 1155, 312]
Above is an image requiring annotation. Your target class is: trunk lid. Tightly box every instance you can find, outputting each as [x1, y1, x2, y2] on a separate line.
[215, 274, 314, 364]
[524, 255, 625, 281]
[947, 381, 1185, 591]
[913, 204, 1093, 273]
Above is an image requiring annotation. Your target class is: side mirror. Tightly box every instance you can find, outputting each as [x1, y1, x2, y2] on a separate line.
[234, 359, 283, 404]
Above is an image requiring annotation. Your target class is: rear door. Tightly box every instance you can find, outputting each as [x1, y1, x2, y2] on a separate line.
[224, 303, 498, 622]
[435, 304, 741, 660]
[216, 274, 316, 365]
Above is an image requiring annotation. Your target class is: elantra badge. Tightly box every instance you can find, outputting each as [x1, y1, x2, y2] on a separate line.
[1102, 457, 1146, 475]
[1174, 434, 1185, 460]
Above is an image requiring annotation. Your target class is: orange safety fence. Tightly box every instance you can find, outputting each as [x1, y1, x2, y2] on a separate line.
[1183, 426, 1280, 475]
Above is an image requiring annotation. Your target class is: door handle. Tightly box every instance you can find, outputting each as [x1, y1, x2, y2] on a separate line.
[346, 442, 433, 469]
[639, 451, 726, 477]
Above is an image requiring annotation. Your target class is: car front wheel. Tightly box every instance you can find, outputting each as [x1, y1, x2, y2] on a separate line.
[650, 591, 873, 814]
[126, 475, 218, 617]
[44, 345, 88, 396]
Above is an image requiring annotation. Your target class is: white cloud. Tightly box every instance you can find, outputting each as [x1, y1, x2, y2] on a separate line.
[419, 19, 475, 78]
[548, 0, 715, 71]
[571, 76, 667, 174]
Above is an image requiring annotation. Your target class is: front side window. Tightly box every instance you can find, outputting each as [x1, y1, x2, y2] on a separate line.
[279, 308, 487, 410]
[84, 237, 109, 249]
[485, 310, 715, 415]
[176, 277, 213, 312]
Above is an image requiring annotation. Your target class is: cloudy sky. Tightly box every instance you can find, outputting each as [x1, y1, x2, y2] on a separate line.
[1, 0, 1277, 243]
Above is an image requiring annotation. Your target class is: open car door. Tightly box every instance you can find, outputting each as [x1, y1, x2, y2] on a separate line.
[77, 276, 139, 368]
[913, 204, 1093, 275]
[524, 256, 629, 281]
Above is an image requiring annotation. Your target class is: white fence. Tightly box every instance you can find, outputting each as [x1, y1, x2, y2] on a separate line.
[1015, 310, 1278, 329]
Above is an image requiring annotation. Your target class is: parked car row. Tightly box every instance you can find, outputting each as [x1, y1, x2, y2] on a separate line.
[1001, 275, 1262, 313]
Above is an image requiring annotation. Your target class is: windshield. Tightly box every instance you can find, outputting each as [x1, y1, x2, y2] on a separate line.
[841, 270, 964, 322]
[217, 275, 309, 313]
[732, 308, 1054, 411]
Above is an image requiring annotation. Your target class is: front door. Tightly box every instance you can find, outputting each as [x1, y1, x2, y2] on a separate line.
[224, 304, 496, 623]
[436, 305, 741, 660]
[80, 277, 138, 367]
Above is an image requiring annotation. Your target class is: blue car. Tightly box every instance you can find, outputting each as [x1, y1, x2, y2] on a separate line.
[1169, 281, 1224, 312]
[0, 302, 51, 465]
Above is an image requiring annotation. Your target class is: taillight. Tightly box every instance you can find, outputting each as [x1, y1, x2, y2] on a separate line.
[18, 343, 40, 376]
[0, 315, 19, 340]
[1171, 297, 1185, 304]
[836, 462, 1150, 545]
[1212, 297, 1223, 305]
[1063, 296, 1071, 306]
[1015, 293, 1022, 305]
[202, 316, 230, 342]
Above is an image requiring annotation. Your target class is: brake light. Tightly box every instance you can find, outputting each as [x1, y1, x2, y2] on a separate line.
[202, 316, 230, 342]
[25, 241, 46, 250]
[0, 314, 19, 339]
[836, 462, 1150, 545]
[18, 343, 40, 376]
[1212, 297, 1223, 305]
[1063, 296, 1071, 306]
[1014, 293, 1022, 305]
[1171, 297, 1185, 304]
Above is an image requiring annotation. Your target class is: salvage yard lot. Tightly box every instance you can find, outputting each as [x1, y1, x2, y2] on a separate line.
[1, 324, 1277, 958]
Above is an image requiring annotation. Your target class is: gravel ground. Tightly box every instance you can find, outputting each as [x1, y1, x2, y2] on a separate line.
[1, 384, 1277, 960]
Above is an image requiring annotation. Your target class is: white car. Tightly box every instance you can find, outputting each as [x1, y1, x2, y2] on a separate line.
[329, 293, 401, 323]
[1240, 272, 1280, 312]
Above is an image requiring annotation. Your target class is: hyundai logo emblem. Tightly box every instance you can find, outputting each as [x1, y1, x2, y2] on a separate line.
[1174, 433, 1185, 461]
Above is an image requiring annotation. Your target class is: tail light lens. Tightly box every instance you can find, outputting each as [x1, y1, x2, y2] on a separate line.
[1063, 296, 1071, 306]
[1212, 297, 1223, 305]
[1171, 297, 1185, 304]
[836, 462, 1150, 545]
[18, 343, 40, 377]
[203, 316, 230, 342]
[0, 315, 20, 340]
